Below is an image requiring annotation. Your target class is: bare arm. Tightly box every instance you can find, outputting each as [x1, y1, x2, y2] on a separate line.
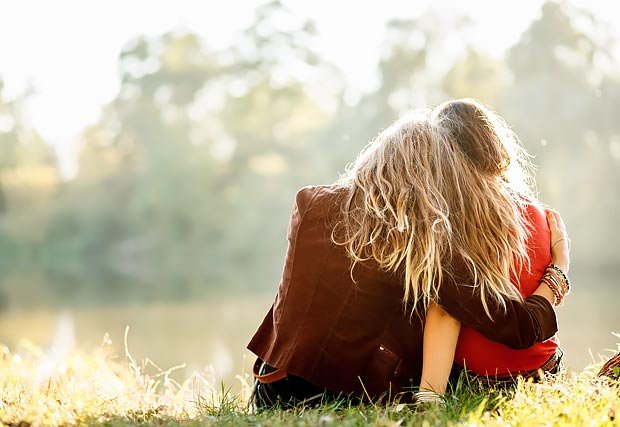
[533, 210, 570, 303]
[419, 302, 461, 394]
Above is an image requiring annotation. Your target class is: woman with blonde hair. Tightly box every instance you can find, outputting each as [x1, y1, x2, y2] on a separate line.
[417, 99, 569, 400]
[247, 98, 570, 408]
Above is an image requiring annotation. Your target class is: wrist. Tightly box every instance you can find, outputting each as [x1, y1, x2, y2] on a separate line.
[542, 264, 571, 306]
[534, 282, 557, 306]
[552, 258, 569, 273]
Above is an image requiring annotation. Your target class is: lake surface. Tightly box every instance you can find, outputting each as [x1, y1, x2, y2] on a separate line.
[0, 269, 618, 390]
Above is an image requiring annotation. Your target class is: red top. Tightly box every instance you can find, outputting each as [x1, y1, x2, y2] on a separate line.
[453, 202, 559, 376]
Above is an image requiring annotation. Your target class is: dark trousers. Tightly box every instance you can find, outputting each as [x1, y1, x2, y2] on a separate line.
[253, 349, 564, 409]
[252, 361, 343, 410]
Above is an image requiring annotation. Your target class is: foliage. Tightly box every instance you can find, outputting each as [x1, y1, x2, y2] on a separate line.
[0, 0, 619, 297]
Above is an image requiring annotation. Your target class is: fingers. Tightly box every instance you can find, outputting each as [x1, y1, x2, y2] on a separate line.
[546, 210, 560, 239]
[546, 210, 556, 226]
[546, 208, 571, 272]
[554, 211, 567, 233]
[546, 210, 567, 237]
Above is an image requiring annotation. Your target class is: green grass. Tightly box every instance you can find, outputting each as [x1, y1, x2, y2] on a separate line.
[1, 334, 619, 426]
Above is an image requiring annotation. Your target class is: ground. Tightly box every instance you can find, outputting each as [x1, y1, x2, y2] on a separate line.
[0, 337, 618, 426]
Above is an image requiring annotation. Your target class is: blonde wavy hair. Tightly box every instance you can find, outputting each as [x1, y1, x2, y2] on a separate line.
[334, 98, 537, 317]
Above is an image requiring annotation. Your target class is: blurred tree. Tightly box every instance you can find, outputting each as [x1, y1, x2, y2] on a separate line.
[1, 0, 618, 306]
[0, 80, 58, 248]
[64, 31, 232, 278]
[0, 79, 26, 215]
[211, 0, 345, 282]
[443, 49, 511, 106]
[315, 15, 438, 177]
[497, 1, 620, 269]
[59, 0, 344, 289]
[316, 12, 473, 178]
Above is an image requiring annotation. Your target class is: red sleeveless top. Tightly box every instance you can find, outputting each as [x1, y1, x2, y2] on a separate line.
[454, 202, 559, 375]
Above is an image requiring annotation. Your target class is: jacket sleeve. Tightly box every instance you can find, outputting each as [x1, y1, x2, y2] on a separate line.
[436, 258, 558, 350]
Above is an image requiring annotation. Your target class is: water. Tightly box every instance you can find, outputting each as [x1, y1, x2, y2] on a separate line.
[0, 296, 274, 389]
[0, 269, 618, 390]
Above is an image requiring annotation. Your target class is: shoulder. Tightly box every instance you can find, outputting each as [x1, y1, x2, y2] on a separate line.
[294, 184, 348, 213]
[513, 193, 548, 228]
[521, 198, 549, 231]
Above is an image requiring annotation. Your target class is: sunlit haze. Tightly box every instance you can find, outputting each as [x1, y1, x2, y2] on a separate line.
[2, 0, 618, 176]
[0, 2, 619, 422]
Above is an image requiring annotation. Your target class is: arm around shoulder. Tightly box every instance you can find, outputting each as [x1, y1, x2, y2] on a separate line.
[437, 262, 558, 350]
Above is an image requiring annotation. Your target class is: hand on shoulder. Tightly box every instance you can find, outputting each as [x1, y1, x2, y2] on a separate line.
[546, 210, 570, 273]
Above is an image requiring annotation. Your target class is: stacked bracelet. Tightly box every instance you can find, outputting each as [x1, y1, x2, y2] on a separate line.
[415, 390, 445, 405]
[549, 264, 571, 291]
[542, 275, 563, 305]
[541, 264, 570, 306]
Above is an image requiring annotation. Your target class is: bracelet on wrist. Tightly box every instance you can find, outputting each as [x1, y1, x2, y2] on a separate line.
[541, 264, 571, 306]
[541, 276, 562, 306]
[415, 390, 445, 405]
[546, 266, 570, 295]
[549, 264, 570, 290]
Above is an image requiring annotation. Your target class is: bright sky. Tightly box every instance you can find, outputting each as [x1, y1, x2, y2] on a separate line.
[0, 0, 617, 175]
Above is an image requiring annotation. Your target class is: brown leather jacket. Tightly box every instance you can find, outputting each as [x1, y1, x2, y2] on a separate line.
[247, 184, 557, 399]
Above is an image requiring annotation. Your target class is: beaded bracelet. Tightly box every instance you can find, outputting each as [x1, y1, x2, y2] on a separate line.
[545, 270, 563, 292]
[548, 264, 571, 292]
[545, 267, 569, 296]
[550, 272, 567, 304]
[541, 275, 563, 306]
[541, 264, 571, 306]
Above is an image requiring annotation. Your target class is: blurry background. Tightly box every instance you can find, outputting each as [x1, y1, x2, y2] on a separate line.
[0, 0, 618, 387]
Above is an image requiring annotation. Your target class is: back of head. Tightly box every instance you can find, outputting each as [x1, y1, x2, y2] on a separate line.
[431, 98, 533, 189]
[335, 99, 536, 317]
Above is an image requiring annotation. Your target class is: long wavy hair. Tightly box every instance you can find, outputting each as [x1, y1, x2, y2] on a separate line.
[334, 98, 537, 317]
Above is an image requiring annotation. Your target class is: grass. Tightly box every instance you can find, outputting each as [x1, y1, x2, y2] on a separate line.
[0, 330, 619, 426]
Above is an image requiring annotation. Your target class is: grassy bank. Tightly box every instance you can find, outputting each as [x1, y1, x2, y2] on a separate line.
[1, 334, 618, 426]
